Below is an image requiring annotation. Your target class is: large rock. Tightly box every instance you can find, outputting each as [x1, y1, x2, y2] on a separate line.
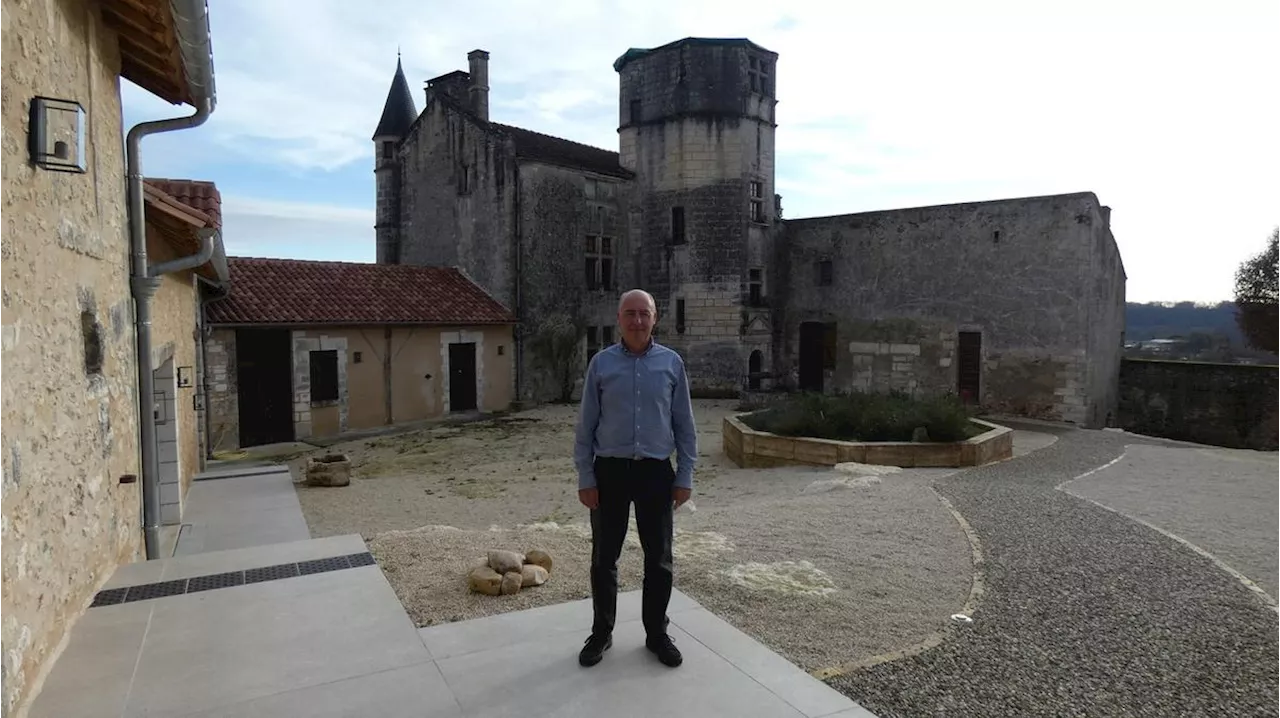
[468, 566, 503, 596]
[524, 549, 553, 574]
[500, 571, 522, 595]
[521, 564, 549, 587]
[488, 550, 524, 574]
[305, 454, 352, 487]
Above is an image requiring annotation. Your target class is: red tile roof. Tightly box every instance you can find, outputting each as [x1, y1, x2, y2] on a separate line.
[208, 257, 517, 327]
[144, 179, 222, 228]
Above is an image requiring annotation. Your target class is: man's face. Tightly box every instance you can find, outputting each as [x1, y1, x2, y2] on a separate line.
[617, 293, 656, 348]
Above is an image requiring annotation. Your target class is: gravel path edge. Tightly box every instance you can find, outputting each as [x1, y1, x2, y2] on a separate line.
[812, 485, 990, 681]
[1059, 487, 1278, 610]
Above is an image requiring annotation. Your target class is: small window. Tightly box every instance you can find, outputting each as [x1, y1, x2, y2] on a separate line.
[81, 311, 103, 375]
[586, 326, 599, 357]
[585, 257, 598, 290]
[381, 142, 393, 160]
[497, 345, 505, 356]
[583, 235, 597, 253]
[458, 163, 471, 195]
[822, 324, 837, 370]
[601, 237, 612, 254]
[310, 350, 339, 403]
[817, 260, 834, 286]
[601, 258, 614, 291]
[749, 181, 765, 223]
[671, 206, 686, 245]
[748, 268, 763, 306]
[630, 99, 642, 124]
[353, 351, 363, 364]
[676, 299, 686, 334]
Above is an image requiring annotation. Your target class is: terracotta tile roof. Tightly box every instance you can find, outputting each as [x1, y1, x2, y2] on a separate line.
[144, 179, 222, 228]
[492, 122, 633, 179]
[208, 257, 517, 326]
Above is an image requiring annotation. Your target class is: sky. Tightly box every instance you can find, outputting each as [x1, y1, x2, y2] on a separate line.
[122, 0, 1280, 305]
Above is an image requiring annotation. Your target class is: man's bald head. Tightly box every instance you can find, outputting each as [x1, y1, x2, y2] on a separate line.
[617, 289, 656, 315]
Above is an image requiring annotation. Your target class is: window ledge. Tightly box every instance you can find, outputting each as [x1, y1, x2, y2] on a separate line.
[311, 399, 340, 408]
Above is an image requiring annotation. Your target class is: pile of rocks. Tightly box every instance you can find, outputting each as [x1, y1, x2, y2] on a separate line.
[467, 549, 553, 596]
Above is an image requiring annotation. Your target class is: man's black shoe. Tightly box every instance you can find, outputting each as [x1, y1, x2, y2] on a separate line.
[646, 634, 683, 667]
[578, 633, 612, 667]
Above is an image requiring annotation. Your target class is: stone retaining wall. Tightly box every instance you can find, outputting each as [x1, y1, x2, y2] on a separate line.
[724, 415, 1013, 469]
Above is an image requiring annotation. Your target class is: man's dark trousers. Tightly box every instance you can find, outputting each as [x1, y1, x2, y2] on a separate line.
[589, 456, 675, 639]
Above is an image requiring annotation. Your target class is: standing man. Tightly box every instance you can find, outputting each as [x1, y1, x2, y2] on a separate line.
[573, 289, 697, 668]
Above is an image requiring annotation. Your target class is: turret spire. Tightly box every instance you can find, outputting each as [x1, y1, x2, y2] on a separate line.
[372, 55, 418, 140]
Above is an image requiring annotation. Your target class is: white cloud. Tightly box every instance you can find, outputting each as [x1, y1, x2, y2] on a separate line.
[219, 196, 374, 263]
[152, 0, 1278, 302]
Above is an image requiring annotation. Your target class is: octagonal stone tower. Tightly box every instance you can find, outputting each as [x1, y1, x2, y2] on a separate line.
[615, 38, 780, 394]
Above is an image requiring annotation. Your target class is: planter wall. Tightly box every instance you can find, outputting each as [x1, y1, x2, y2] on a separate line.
[723, 415, 1013, 469]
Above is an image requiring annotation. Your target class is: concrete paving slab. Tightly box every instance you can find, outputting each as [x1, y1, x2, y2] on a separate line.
[178, 663, 462, 718]
[418, 588, 699, 660]
[435, 619, 809, 718]
[175, 468, 310, 555]
[124, 566, 431, 717]
[28, 603, 153, 718]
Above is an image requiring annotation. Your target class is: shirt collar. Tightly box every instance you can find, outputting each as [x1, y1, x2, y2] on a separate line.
[620, 337, 655, 357]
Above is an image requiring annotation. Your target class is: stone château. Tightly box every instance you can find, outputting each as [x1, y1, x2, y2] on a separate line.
[372, 37, 1126, 427]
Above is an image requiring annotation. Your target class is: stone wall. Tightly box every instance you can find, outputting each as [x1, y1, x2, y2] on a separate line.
[517, 162, 627, 403]
[147, 232, 201, 515]
[779, 192, 1121, 427]
[291, 332, 349, 441]
[0, 2, 143, 714]
[1119, 359, 1278, 450]
[204, 328, 238, 453]
[397, 101, 516, 309]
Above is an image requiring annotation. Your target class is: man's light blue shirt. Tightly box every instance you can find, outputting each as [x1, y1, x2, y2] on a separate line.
[573, 339, 698, 490]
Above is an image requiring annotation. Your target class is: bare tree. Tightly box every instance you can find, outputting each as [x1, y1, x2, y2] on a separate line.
[1233, 227, 1278, 353]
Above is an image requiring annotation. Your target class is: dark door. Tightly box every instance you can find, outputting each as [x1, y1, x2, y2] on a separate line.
[236, 328, 295, 447]
[957, 331, 982, 404]
[798, 322, 825, 392]
[449, 342, 477, 411]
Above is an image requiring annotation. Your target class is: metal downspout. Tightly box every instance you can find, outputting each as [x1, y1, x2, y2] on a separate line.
[127, 100, 213, 560]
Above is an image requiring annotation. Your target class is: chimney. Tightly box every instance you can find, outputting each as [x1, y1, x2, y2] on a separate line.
[468, 49, 490, 121]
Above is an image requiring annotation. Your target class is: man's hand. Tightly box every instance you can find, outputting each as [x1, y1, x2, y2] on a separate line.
[673, 487, 692, 510]
[578, 488, 599, 510]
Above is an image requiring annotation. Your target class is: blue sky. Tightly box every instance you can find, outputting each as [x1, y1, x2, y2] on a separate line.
[122, 0, 1279, 304]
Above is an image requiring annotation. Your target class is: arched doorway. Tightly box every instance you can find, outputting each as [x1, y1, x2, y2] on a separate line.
[748, 350, 763, 391]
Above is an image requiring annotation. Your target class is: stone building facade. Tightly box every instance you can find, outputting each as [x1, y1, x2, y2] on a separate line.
[1, 1, 220, 714]
[373, 37, 1125, 427]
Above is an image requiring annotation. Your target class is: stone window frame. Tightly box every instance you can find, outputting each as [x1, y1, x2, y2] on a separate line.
[584, 232, 615, 292]
[292, 333, 349, 440]
[748, 55, 772, 97]
[747, 268, 765, 307]
[749, 179, 767, 225]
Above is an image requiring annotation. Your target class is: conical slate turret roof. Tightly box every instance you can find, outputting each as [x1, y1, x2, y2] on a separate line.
[373, 57, 418, 139]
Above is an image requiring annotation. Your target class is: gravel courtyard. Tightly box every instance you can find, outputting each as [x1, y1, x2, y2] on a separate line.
[832, 425, 1279, 718]
[292, 400, 979, 674]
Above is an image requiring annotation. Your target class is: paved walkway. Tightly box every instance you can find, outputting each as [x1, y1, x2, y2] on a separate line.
[29, 464, 874, 718]
[831, 424, 1280, 717]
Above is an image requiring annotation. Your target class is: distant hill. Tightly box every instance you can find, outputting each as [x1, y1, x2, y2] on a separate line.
[1125, 301, 1277, 363]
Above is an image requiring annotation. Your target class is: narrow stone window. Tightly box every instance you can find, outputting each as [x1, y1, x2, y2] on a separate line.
[676, 299, 686, 334]
[671, 206, 686, 245]
[586, 326, 599, 357]
[748, 268, 764, 306]
[749, 181, 765, 223]
[630, 99, 642, 124]
[817, 259, 834, 286]
[81, 310, 103, 375]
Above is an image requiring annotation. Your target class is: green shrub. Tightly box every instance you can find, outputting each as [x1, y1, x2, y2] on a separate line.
[739, 391, 981, 443]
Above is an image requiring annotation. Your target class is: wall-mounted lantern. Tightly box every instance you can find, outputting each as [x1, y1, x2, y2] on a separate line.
[177, 366, 194, 388]
[29, 96, 87, 173]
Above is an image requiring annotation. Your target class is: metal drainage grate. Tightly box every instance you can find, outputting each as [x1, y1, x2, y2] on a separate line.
[89, 552, 377, 607]
[188, 571, 245, 593]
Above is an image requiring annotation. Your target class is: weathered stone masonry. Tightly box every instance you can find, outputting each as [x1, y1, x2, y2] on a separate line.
[375, 37, 1126, 425]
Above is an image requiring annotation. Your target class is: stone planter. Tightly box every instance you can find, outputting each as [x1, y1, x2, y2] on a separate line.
[305, 454, 352, 487]
[723, 414, 1013, 469]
